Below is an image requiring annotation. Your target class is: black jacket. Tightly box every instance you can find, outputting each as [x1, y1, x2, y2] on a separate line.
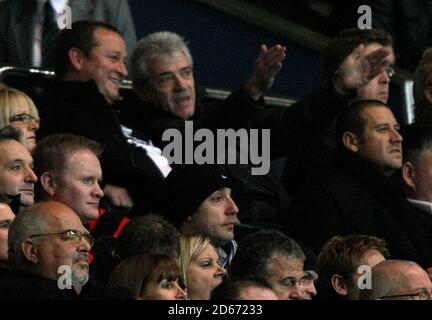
[34, 80, 164, 213]
[286, 150, 432, 266]
[116, 88, 292, 232]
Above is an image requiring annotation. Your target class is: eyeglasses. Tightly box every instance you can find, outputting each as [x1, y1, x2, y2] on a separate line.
[379, 289, 432, 300]
[29, 229, 94, 247]
[385, 65, 395, 79]
[9, 113, 40, 125]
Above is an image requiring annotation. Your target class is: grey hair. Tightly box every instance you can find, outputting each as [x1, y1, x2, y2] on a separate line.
[231, 230, 306, 279]
[8, 204, 50, 270]
[130, 31, 193, 86]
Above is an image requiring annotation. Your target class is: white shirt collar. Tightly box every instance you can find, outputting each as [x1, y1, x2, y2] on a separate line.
[407, 198, 432, 214]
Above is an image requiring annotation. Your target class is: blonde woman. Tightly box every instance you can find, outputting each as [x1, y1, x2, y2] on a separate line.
[179, 235, 226, 300]
[0, 84, 40, 152]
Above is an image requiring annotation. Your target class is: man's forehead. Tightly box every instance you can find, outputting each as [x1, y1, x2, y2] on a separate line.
[362, 106, 396, 123]
[364, 43, 395, 64]
[92, 28, 126, 52]
[0, 140, 32, 162]
[270, 254, 304, 272]
[149, 51, 191, 73]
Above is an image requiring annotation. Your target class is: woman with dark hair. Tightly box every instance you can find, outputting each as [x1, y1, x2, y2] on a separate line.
[107, 254, 186, 300]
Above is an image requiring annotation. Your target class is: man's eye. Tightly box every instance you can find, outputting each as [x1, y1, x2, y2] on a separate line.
[158, 76, 173, 86]
[83, 178, 94, 184]
[282, 279, 295, 287]
[210, 195, 223, 203]
[10, 165, 22, 171]
[181, 69, 192, 78]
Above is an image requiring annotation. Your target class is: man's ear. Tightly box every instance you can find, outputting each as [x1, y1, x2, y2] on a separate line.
[40, 172, 57, 197]
[402, 161, 416, 189]
[68, 47, 85, 71]
[331, 274, 348, 296]
[22, 239, 39, 264]
[342, 132, 360, 153]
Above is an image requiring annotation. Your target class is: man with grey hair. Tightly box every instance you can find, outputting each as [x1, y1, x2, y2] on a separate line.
[359, 260, 432, 300]
[1, 201, 92, 298]
[118, 31, 291, 237]
[230, 229, 316, 300]
[119, 30, 286, 147]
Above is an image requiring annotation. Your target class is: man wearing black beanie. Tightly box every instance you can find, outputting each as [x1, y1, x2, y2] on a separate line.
[160, 164, 239, 269]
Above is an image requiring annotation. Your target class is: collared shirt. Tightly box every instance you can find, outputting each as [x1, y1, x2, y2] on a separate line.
[217, 239, 238, 271]
[120, 125, 172, 177]
[407, 198, 432, 215]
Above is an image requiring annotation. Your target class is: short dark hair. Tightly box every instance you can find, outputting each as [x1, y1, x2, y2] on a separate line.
[401, 124, 432, 166]
[211, 276, 273, 300]
[335, 99, 390, 149]
[231, 229, 305, 279]
[115, 214, 181, 260]
[0, 126, 22, 142]
[321, 28, 393, 82]
[55, 20, 122, 78]
[33, 133, 103, 199]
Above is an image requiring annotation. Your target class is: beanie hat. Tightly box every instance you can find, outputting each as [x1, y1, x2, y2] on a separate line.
[160, 164, 232, 226]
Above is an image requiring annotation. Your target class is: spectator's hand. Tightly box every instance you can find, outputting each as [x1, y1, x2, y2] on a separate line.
[334, 44, 391, 95]
[103, 184, 134, 208]
[245, 44, 287, 100]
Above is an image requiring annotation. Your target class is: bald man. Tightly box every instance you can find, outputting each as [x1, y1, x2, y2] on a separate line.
[360, 259, 432, 300]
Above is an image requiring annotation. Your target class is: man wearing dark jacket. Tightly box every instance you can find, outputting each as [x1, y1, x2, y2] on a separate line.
[275, 28, 395, 197]
[35, 20, 162, 215]
[287, 100, 432, 267]
[118, 31, 290, 233]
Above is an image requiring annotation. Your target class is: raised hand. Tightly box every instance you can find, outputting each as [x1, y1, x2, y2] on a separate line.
[334, 44, 391, 95]
[245, 44, 287, 100]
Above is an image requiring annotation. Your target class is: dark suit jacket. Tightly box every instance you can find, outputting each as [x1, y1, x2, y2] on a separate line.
[35, 80, 164, 213]
[286, 150, 432, 267]
[0, 0, 137, 68]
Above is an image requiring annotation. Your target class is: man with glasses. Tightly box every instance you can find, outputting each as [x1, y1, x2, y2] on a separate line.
[0, 127, 38, 214]
[1, 201, 92, 298]
[231, 229, 317, 300]
[360, 259, 432, 300]
[0, 201, 131, 299]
